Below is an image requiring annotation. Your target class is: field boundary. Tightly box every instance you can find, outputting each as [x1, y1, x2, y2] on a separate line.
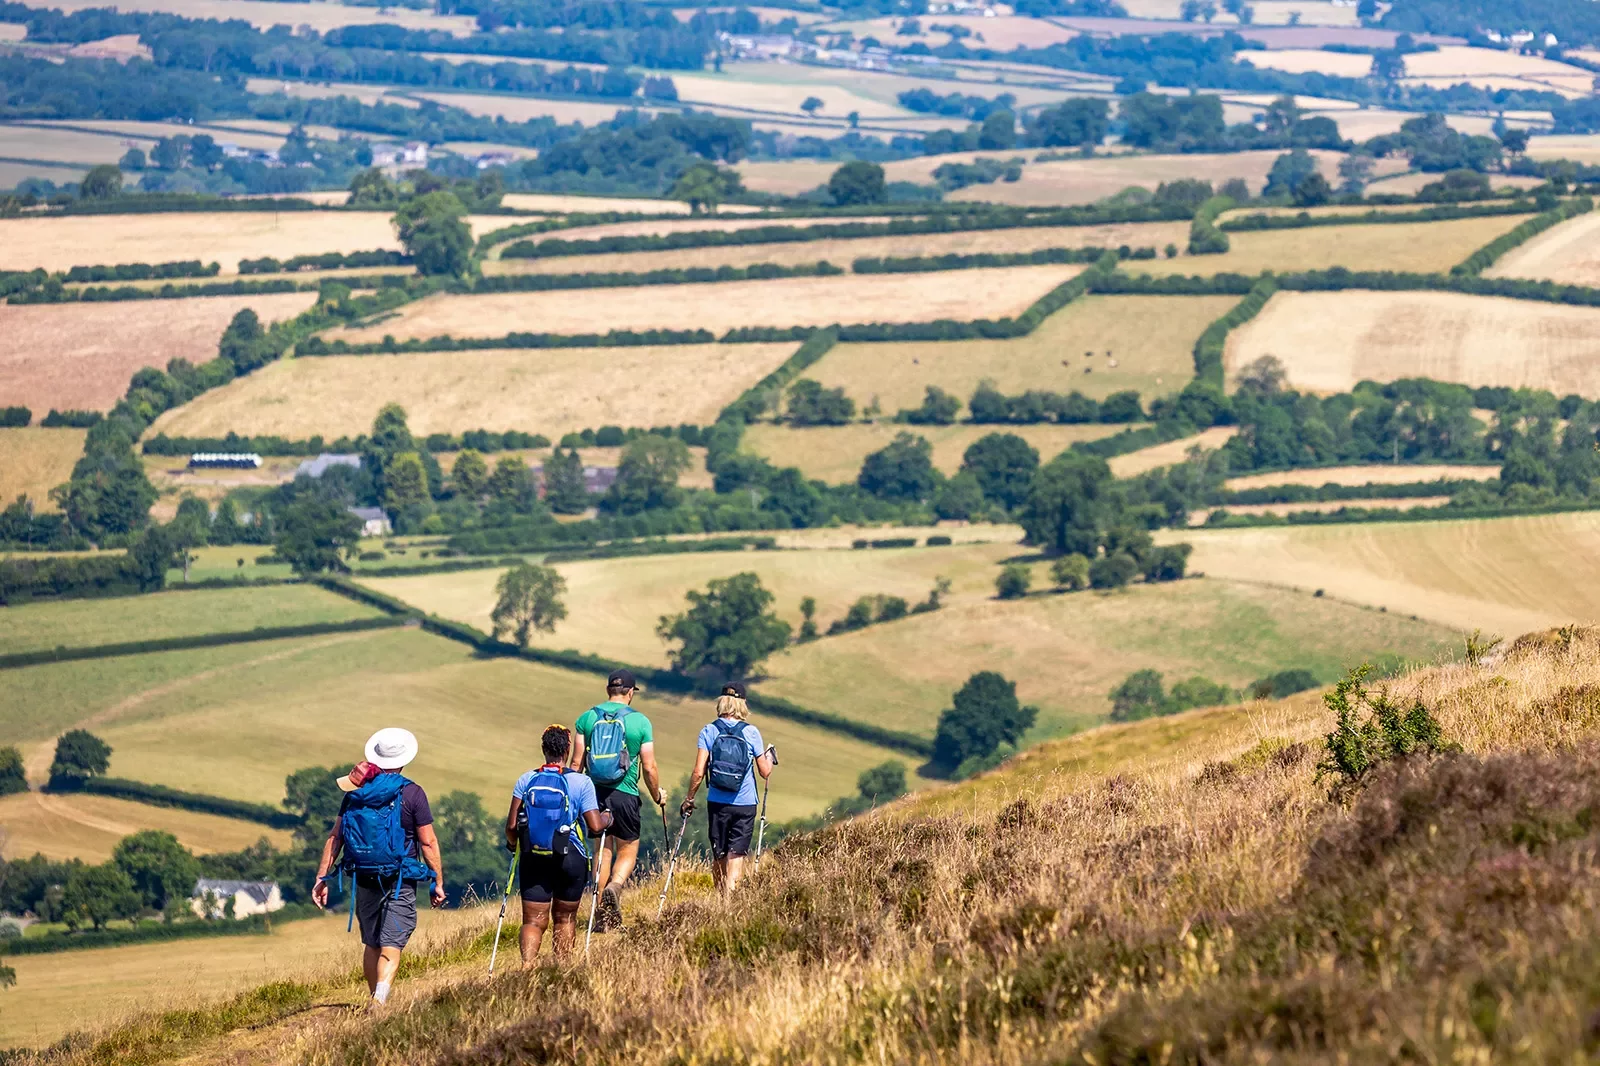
[65, 776, 303, 829]
[1221, 198, 1545, 233]
[0, 615, 406, 671]
[1452, 195, 1594, 276]
[0, 906, 321, 956]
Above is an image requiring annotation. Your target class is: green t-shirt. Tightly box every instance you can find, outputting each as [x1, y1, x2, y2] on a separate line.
[575, 701, 653, 796]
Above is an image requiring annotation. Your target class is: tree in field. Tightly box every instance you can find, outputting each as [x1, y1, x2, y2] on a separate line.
[1263, 148, 1318, 198]
[61, 864, 140, 930]
[1050, 553, 1091, 591]
[828, 161, 887, 206]
[112, 830, 199, 914]
[995, 563, 1032, 599]
[48, 729, 111, 788]
[856, 761, 906, 801]
[491, 563, 568, 647]
[1029, 98, 1109, 148]
[1109, 668, 1166, 721]
[1498, 128, 1530, 155]
[1019, 451, 1114, 557]
[1337, 153, 1375, 195]
[1293, 171, 1333, 206]
[451, 449, 489, 498]
[603, 434, 691, 515]
[383, 452, 430, 521]
[170, 496, 210, 583]
[961, 432, 1040, 511]
[858, 432, 941, 502]
[393, 191, 472, 276]
[0, 746, 27, 796]
[899, 385, 961, 425]
[1090, 551, 1139, 589]
[669, 161, 743, 215]
[431, 790, 504, 900]
[542, 448, 588, 514]
[274, 496, 362, 575]
[284, 766, 345, 849]
[126, 523, 173, 593]
[934, 470, 987, 520]
[798, 596, 818, 642]
[978, 110, 1016, 150]
[79, 165, 122, 200]
[931, 672, 1037, 773]
[800, 95, 824, 115]
[787, 379, 855, 426]
[119, 147, 146, 171]
[657, 572, 792, 684]
[349, 167, 401, 206]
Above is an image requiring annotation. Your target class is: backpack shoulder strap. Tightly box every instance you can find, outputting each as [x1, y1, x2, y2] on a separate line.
[714, 718, 743, 737]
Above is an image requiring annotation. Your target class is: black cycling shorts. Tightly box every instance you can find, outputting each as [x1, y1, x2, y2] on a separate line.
[707, 802, 757, 859]
[596, 787, 641, 842]
[519, 846, 590, 904]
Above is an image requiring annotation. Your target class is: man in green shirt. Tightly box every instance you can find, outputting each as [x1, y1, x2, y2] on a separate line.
[571, 669, 665, 930]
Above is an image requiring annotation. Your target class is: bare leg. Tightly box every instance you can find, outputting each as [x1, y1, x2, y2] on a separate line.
[371, 946, 402, 1004]
[608, 838, 640, 889]
[551, 899, 581, 961]
[520, 900, 551, 967]
[724, 855, 746, 895]
[711, 856, 728, 895]
[362, 945, 381, 994]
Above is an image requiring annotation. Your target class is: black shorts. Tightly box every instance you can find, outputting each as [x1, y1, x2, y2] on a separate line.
[707, 802, 757, 859]
[596, 787, 641, 842]
[519, 846, 590, 904]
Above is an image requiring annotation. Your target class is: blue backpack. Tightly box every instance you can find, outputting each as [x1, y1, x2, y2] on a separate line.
[585, 705, 632, 787]
[521, 767, 584, 859]
[338, 775, 434, 927]
[708, 719, 754, 794]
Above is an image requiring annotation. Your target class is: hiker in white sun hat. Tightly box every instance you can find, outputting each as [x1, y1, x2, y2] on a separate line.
[312, 727, 444, 1009]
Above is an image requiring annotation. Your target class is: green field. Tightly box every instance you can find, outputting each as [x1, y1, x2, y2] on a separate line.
[5, 626, 909, 823]
[0, 583, 381, 657]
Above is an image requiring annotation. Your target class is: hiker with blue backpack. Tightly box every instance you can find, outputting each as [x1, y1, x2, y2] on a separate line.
[679, 683, 775, 898]
[311, 727, 444, 1008]
[504, 724, 613, 965]
[570, 669, 666, 931]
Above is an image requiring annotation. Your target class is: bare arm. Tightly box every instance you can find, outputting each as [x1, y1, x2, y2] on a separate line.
[680, 748, 711, 814]
[568, 734, 586, 773]
[505, 797, 522, 851]
[582, 807, 614, 834]
[639, 741, 664, 806]
[416, 823, 445, 906]
[755, 751, 774, 781]
[311, 826, 340, 908]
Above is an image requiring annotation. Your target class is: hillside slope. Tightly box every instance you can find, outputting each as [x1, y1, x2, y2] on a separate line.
[25, 627, 1600, 1065]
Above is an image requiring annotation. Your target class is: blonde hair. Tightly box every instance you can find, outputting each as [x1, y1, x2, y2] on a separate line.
[714, 695, 749, 721]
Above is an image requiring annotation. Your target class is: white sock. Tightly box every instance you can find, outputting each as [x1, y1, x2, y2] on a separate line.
[373, 981, 391, 1005]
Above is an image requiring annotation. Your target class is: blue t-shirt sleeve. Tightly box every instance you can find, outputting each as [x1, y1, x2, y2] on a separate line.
[697, 724, 715, 751]
[567, 773, 598, 814]
[512, 771, 536, 800]
[745, 726, 764, 757]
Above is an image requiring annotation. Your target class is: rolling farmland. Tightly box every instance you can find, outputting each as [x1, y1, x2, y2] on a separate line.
[1487, 210, 1600, 287]
[0, 790, 294, 863]
[0, 427, 86, 510]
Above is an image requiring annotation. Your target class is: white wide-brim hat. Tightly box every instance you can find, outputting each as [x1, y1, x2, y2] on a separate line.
[365, 727, 419, 770]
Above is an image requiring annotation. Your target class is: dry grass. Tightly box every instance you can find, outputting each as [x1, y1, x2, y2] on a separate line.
[1363, 170, 1544, 195]
[1227, 289, 1600, 395]
[492, 213, 871, 252]
[1239, 46, 1374, 76]
[0, 790, 294, 863]
[1486, 209, 1600, 286]
[742, 422, 1129, 484]
[1525, 134, 1600, 164]
[26, 119, 287, 152]
[485, 221, 1192, 276]
[716, 60, 1076, 110]
[497, 193, 736, 215]
[670, 72, 915, 118]
[812, 14, 1079, 51]
[0, 427, 86, 510]
[42, 0, 476, 33]
[149, 343, 799, 440]
[1107, 425, 1240, 476]
[1175, 510, 1600, 634]
[245, 78, 415, 106]
[0, 160, 85, 188]
[407, 92, 662, 124]
[804, 293, 1234, 413]
[326, 265, 1084, 343]
[0, 292, 319, 412]
[1404, 44, 1593, 79]
[1223, 463, 1501, 489]
[1134, 213, 1533, 277]
[0, 125, 133, 165]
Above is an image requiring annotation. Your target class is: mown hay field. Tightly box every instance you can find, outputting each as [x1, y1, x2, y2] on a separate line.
[149, 342, 798, 440]
[1525, 133, 1600, 164]
[714, 58, 1075, 110]
[1227, 289, 1600, 394]
[484, 221, 1192, 275]
[1486, 209, 1600, 286]
[1223, 463, 1501, 489]
[0, 427, 86, 511]
[0, 124, 133, 165]
[0, 292, 319, 412]
[1240, 46, 1374, 76]
[0, 160, 85, 188]
[1134, 213, 1532, 278]
[805, 294, 1236, 414]
[742, 422, 1129, 484]
[668, 72, 913, 119]
[0, 790, 294, 863]
[328, 265, 1085, 343]
[1362, 170, 1544, 196]
[407, 91, 664, 125]
[498, 192, 764, 215]
[1106, 425, 1240, 476]
[1175, 510, 1600, 635]
[0, 583, 382, 663]
[490, 213, 885, 253]
[4, 627, 909, 825]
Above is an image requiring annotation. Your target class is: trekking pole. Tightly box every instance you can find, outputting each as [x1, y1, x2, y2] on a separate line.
[488, 843, 519, 976]
[656, 809, 691, 917]
[752, 745, 778, 872]
[584, 830, 607, 957]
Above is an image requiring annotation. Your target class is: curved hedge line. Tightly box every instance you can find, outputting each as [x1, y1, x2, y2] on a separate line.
[0, 615, 405, 671]
[9, 278, 307, 304]
[852, 246, 1153, 274]
[63, 260, 220, 283]
[473, 261, 843, 294]
[1188, 195, 1236, 255]
[300, 326, 717, 356]
[1222, 199, 1540, 232]
[73, 776, 302, 829]
[239, 249, 409, 274]
[722, 328, 839, 424]
[1451, 196, 1593, 276]
[1192, 277, 1278, 388]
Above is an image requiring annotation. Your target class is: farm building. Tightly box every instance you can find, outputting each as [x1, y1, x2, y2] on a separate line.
[348, 506, 391, 536]
[190, 879, 285, 920]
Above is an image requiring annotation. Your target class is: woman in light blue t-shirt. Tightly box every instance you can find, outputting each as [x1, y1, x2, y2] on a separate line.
[679, 684, 773, 897]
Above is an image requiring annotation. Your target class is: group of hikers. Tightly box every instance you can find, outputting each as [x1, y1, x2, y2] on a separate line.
[311, 668, 775, 1005]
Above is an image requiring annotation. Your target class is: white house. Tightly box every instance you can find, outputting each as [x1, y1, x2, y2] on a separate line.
[348, 506, 392, 537]
[190, 879, 285, 920]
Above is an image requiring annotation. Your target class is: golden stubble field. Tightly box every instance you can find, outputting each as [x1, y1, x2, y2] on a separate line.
[1223, 464, 1501, 490]
[0, 292, 319, 412]
[804, 293, 1236, 413]
[0, 790, 293, 863]
[328, 265, 1085, 343]
[0, 427, 87, 509]
[491, 213, 885, 253]
[485, 221, 1192, 275]
[1227, 289, 1600, 395]
[149, 342, 799, 439]
[1487, 210, 1600, 286]
[1106, 425, 1240, 476]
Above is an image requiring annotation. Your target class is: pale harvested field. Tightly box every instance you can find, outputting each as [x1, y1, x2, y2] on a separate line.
[486, 221, 1192, 276]
[672, 72, 910, 118]
[1227, 289, 1600, 395]
[1121, 0, 1358, 24]
[812, 14, 1078, 50]
[1307, 108, 1505, 141]
[0, 292, 318, 412]
[26, 119, 287, 152]
[329, 265, 1084, 343]
[1486, 210, 1600, 286]
[1223, 464, 1501, 489]
[150, 343, 797, 439]
[1174, 511, 1600, 635]
[717, 60, 1077, 110]
[1107, 425, 1240, 477]
[0, 160, 84, 189]
[806, 293, 1234, 413]
[1525, 134, 1600, 164]
[0, 790, 293, 863]
[497, 192, 762, 216]
[1239, 48, 1372, 76]
[1400, 74, 1586, 98]
[37, 0, 477, 32]
[739, 149, 1064, 198]
[1217, 202, 1429, 222]
[1404, 44, 1593, 81]
[1194, 497, 1451, 524]
[245, 78, 415, 106]
[0, 427, 85, 510]
[742, 422, 1130, 484]
[409, 91, 663, 124]
[0, 125, 132, 165]
[1363, 172, 1544, 197]
[1131, 214, 1533, 277]
[493, 213, 879, 252]
[0, 23, 25, 40]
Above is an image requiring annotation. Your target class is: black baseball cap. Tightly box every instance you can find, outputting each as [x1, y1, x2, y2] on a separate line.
[720, 681, 746, 699]
[607, 668, 637, 690]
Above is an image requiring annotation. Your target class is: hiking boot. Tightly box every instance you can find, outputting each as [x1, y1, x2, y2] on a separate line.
[597, 883, 624, 931]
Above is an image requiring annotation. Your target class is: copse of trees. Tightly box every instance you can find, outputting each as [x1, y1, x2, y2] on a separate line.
[47, 729, 112, 789]
[656, 571, 791, 686]
[1108, 668, 1234, 721]
[931, 671, 1038, 778]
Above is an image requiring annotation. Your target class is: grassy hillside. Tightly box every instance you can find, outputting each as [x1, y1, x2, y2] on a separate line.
[36, 626, 1600, 1064]
[0, 791, 293, 863]
[0, 428, 86, 513]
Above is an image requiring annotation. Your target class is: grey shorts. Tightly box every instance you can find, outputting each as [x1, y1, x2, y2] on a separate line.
[355, 877, 418, 950]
